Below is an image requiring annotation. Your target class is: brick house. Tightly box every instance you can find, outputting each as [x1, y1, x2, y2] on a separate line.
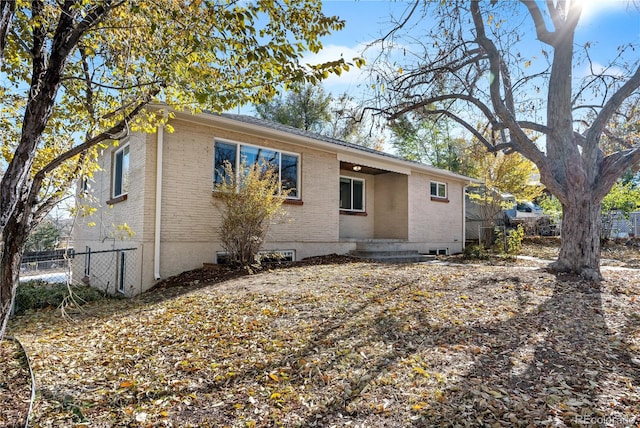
[72, 108, 472, 295]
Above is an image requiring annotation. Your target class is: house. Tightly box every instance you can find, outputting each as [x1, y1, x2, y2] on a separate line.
[72, 108, 473, 296]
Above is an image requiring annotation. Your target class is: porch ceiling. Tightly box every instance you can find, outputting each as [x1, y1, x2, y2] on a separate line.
[340, 161, 389, 175]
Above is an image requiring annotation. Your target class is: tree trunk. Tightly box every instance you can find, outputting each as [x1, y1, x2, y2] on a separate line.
[0, 215, 29, 340]
[551, 195, 602, 281]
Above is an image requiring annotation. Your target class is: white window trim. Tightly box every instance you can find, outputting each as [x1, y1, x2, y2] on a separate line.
[112, 143, 130, 199]
[213, 139, 301, 199]
[430, 180, 447, 199]
[340, 175, 366, 212]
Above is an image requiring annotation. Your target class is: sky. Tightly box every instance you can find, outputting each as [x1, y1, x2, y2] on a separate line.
[297, 1, 640, 99]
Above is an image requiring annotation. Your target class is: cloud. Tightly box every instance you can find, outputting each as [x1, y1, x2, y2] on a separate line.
[303, 42, 371, 90]
[576, 61, 626, 79]
[577, 0, 631, 25]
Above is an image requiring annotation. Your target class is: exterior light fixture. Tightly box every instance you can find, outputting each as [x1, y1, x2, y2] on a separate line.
[353, 165, 362, 171]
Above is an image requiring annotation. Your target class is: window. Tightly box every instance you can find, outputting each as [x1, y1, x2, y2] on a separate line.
[428, 248, 449, 256]
[113, 144, 130, 198]
[340, 176, 365, 211]
[214, 141, 299, 198]
[216, 249, 295, 264]
[430, 181, 447, 199]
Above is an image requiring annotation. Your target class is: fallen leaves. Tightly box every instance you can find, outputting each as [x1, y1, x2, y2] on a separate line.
[0, 338, 32, 427]
[4, 250, 640, 427]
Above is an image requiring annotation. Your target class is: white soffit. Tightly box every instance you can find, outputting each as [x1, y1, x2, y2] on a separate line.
[337, 153, 411, 175]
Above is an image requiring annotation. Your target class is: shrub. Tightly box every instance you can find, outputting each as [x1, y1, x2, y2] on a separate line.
[14, 281, 109, 315]
[493, 225, 525, 259]
[215, 160, 291, 269]
[463, 244, 490, 260]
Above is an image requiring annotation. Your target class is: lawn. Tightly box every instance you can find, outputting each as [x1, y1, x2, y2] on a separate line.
[5, 248, 640, 427]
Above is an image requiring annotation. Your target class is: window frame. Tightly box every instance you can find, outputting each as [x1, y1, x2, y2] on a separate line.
[340, 175, 366, 212]
[213, 139, 301, 200]
[112, 143, 130, 199]
[430, 180, 447, 200]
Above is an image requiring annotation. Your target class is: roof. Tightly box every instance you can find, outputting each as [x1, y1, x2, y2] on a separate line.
[219, 112, 397, 160]
[166, 107, 475, 183]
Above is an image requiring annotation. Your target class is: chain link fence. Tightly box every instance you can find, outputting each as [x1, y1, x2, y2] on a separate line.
[20, 247, 138, 296]
[603, 211, 640, 239]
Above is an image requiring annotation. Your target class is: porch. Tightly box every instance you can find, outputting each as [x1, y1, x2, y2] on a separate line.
[338, 161, 409, 242]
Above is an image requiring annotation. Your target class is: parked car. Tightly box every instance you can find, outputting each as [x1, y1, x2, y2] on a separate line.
[516, 201, 544, 218]
[505, 199, 557, 235]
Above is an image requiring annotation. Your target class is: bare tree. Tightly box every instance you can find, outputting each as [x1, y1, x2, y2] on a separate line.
[368, 1, 640, 280]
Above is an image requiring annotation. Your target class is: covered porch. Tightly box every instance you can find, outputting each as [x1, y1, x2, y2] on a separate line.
[338, 160, 409, 241]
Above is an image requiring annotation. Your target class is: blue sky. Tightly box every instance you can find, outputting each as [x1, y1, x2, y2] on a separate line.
[303, 1, 640, 97]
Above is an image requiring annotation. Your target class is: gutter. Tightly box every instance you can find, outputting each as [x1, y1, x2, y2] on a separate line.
[154, 116, 165, 280]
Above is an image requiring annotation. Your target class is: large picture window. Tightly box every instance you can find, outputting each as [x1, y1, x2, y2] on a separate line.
[214, 140, 299, 198]
[340, 176, 365, 212]
[113, 144, 130, 198]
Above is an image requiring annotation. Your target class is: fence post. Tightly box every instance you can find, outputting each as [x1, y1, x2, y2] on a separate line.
[84, 246, 91, 276]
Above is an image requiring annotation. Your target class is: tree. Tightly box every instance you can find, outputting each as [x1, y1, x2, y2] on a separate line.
[215, 161, 290, 268]
[0, 0, 356, 340]
[470, 147, 545, 204]
[254, 84, 380, 148]
[255, 83, 333, 133]
[389, 113, 475, 175]
[24, 219, 61, 253]
[369, 1, 640, 280]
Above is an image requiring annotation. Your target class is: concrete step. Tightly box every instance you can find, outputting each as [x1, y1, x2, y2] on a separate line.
[349, 246, 434, 264]
[351, 250, 422, 258]
[353, 240, 411, 252]
[374, 254, 434, 263]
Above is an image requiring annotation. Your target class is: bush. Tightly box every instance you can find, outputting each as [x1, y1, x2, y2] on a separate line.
[463, 244, 490, 260]
[14, 281, 109, 315]
[215, 160, 290, 268]
[493, 225, 525, 259]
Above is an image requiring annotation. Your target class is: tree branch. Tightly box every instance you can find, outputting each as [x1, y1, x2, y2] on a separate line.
[597, 148, 640, 200]
[586, 64, 640, 146]
[0, 0, 15, 66]
[377, 0, 420, 44]
[388, 93, 498, 125]
[428, 109, 507, 153]
[36, 89, 159, 179]
[520, 0, 555, 45]
[32, 153, 87, 226]
[24, 89, 159, 232]
[470, 2, 543, 163]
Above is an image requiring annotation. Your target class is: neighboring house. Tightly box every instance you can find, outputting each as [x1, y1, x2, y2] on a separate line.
[72, 108, 473, 296]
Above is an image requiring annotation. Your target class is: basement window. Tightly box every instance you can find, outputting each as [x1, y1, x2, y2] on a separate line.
[216, 250, 295, 264]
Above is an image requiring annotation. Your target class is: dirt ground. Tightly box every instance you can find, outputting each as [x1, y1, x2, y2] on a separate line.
[2, 240, 639, 427]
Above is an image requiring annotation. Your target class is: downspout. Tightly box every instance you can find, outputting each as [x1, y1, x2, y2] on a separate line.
[154, 115, 165, 280]
[462, 181, 469, 251]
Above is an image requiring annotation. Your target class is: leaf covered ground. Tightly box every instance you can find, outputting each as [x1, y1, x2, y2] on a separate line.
[5, 245, 640, 427]
[0, 338, 32, 427]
